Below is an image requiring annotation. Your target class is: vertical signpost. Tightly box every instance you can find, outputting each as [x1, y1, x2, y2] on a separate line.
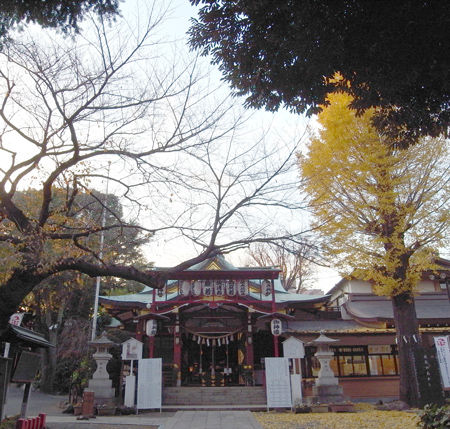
[283, 337, 305, 406]
[265, 357, 292, 410]
[434, 336, 450, 390]
[121, 338, 143, 407]
[137, 358, 162, 411]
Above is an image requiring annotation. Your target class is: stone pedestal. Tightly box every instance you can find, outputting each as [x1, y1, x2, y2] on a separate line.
[312, 384, 345, 404]
[86, 332, 116, 405]
[307, 332, 347, 404]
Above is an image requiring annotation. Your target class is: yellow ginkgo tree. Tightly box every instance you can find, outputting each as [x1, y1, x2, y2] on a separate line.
[299, 93, 450, 407]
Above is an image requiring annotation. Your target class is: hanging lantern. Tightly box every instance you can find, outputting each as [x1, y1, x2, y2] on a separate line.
[238, 280, 249, 296]
[157, 284, 165, 298]
[217, 338, 221, 346]
[226, 280, 236, 296]
[207, 339, 210, 347]
[214, 280, 224, 296]
[262, 280, 272, 296]
[146, 319, 157, 336]
[197, 337, 201, 344]
[203, 280, 213, 296]
[270, 318, 282, 336]
[180, 281, 191, 296]
[192, 280, 202, 296]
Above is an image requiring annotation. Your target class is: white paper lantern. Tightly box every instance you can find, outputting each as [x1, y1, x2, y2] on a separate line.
[146, 319, 157, 336]
[214, 280, 225, 296]
[238, 280, 249, 296]
[192, 280, 202, 296]
[270, 318, 282, 336]
[180, 281, 191, 296]
[203, 280, 213, 296]
[226, 280, 236, 296]
[262, 280, 272, 296]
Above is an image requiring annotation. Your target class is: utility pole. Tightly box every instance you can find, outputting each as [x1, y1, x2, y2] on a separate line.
[91, 162, 111, 341]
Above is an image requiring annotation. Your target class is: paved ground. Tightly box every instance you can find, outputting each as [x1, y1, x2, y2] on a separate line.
[3, 384, 263, 429]
[163, 411, 262, 429]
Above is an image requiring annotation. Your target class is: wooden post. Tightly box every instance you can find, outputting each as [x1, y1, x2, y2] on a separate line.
[20, 383, 31, 418]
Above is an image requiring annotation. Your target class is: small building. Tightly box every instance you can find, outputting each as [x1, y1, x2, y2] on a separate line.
[100, 255, 450, 402]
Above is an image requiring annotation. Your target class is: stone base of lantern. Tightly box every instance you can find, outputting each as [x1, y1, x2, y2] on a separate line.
[309, 384, 348, 404]
[86, 379, 115, 402]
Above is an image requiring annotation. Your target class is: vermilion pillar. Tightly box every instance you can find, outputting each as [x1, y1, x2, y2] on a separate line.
[148, 335, 155, 358]
[271, 279, 280, 357]
[245, 312, 254, 366]
[136, 319, 143, 342]
[173, 312, 182, 386]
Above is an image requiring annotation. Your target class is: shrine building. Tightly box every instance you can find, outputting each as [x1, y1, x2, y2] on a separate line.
[100, 255, 450, 403]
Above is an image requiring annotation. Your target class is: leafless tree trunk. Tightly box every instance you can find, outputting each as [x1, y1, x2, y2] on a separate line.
[246, 240, 316, 292]
[0, 4, 310, 328]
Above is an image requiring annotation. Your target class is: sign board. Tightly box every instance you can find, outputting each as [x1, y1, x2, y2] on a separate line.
[137, 358, 162, 410]
[434, 336, 450, 389]
[283, 337, 305, 358]
[11, 351, 41, 383]
[265, 357, 292, 408]
[122, 338, 143, 360]
[8, 313, 24, 327]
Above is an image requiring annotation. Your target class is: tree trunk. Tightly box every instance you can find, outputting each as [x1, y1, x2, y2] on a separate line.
[0, 271, 40, 330]
[391, 291, 424, 407]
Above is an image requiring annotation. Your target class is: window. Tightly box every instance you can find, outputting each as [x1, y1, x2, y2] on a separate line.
[332, 346, 369, 376]
[303, 345, 399, 378]
[367, 345, 398, 376]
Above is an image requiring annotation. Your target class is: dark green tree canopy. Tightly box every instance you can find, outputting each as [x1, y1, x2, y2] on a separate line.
[189, 0, 449, 146]
[0, 0, 119, 40]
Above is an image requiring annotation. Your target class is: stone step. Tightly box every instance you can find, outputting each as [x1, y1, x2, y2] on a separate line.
[162, 387, 267, 406]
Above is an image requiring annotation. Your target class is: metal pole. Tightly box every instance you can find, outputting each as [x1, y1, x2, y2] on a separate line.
[91, 162, 111, 341]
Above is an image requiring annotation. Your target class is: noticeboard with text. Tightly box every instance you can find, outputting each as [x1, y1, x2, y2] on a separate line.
[11, 351, 41, 383]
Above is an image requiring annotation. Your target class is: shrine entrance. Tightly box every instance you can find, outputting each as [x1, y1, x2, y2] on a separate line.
[180, 304, 249, 386]
[181, 333, 242, 386]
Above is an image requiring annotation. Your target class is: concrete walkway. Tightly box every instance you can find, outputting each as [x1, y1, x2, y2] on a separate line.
[3, 385, 264, 428]
[162, 411, 263, 429]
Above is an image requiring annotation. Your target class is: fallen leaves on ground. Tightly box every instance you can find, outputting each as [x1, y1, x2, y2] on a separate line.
[254, 409, 419, 429]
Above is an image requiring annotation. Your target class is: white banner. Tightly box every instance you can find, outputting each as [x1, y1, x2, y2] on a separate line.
[265, 357, 292, 408]
[434, 336, 450, 389]
[137, 358, 162, 410]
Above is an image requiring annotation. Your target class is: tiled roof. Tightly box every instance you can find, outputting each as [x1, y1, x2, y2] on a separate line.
[344, 292, 450, 321]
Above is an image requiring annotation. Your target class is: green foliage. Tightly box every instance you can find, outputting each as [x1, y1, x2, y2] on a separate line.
[418, 404, 450, 429]
[299, 92, 449, 297]
[189, 0, 449, 146]
[0, 0, 119, 42]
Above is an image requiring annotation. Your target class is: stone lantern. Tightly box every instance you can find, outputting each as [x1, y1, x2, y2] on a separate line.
[86, 332, 116, 403]
[309, 331, 346, 404]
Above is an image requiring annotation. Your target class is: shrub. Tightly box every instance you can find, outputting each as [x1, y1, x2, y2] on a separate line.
[417, 404, 449, 429]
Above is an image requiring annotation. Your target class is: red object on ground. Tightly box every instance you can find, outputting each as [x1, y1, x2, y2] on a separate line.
[15, 413, 47, 429]
[82, 391, 95, 417]
[39, 413, 46, 428]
